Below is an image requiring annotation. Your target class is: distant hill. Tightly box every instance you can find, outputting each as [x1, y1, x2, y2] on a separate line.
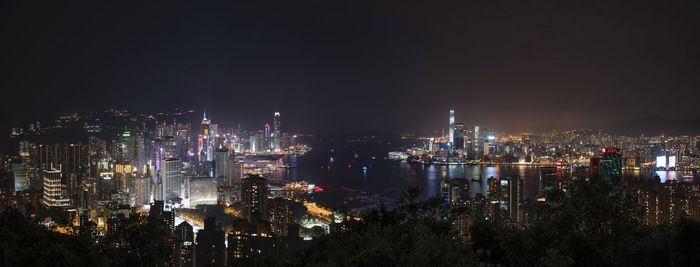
[605, 115, 700, 136]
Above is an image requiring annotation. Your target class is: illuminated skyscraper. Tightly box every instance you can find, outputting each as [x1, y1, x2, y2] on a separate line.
[473, 125, 481, 155]
[12, 163, 29, 192]
[273, 112, 281, 150]
[214, 148, 233, 184]
[448, 110, 455, 145]
[132, 174, 151, 206]
[241, 173, 267, 221]
[268, 197, 292, 236]
[175, 221, 194, 267]
[160, 158, 182, 201]
[200, 110, 212, 161]
[506, 177, 523, 227]
[600, 147, 623, 184]
[454, 123, 465, 150]
[264, 123, 271, 150]
[42, 168, 70, 207]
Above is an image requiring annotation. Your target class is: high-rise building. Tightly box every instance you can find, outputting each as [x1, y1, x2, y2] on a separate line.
[214, 148, 233, 183]
[442, 178, 470, 207]
[42, 168, 70, 207]
[268, 197, 293, 236]
[264, 123, 271, 150]
[131, 174, 151, 206]
[454, 123, 465, 150]
[175, 221, 194, 267]
[200, 110, 212, 162]
[473, 125, 481, 155]
[506, 177, 524, 227]
[160, 158, 182, 201]
[600, 147, 623, 184]
[241, 173, 267, 221]
[12, 163, 29, 193]
[195, 217, 225, 267]
[448, 110, 455, 145]
[273, 112, 281, 150]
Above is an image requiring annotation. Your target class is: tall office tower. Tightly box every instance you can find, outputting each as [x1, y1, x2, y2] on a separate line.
[134, 133, 146, 169]
[273, 112, 281, 150]
[600, 147, 623, 184]
[454, 123, 465, 150]
[264, 123, 271, 150]
[176, 124, 191, 161]
[268, 197, 292, 236]
[79, 187, 90, 228]
[485, 177, 502, 220]
[256, 131, 265, 151]
[131, 174, 151, 206]
[241, 173, 267, 221]
[38, 143, 89, 202]
[448, 110, 455, 145]
[249, 135, 258, 152]
[200, 110, 212, 161]
[473, 125, 481, 155]
[175, 221, 194, 267]
[210, 123, 219, 151]
[195, 217, 226, 267]
[42, 168, 70, 207]
[214, 148, 233, 182]
[12, 163, 29, 193]
[160, 158, 182, 201]
[506, 177, 524, 227]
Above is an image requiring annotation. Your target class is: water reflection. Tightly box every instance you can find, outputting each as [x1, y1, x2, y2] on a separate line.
[269, 144, 699, 208]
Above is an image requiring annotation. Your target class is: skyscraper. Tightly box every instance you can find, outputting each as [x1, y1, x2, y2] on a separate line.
[12, 163, 29, 193]
[506, 177, 524, 227]
[175, 221, 194, 267]
[200, 110, 212, 162]
[273, 112, 281, 150]
[264, 123, 271, 150]
[473, 125, 481, 155]
[214, 148, 233, 183]
[241, 173, 267, 221]
[600, 147, 623, 184]
[42, 168, 70, 207]
[160, 158, 182, 201]
[268, 197, 293, 236]
[454, 123, 465, 150]
[448, 109, 455, 145]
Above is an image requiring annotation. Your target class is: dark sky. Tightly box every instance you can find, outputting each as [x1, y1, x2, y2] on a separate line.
[1, 0, 699, 134]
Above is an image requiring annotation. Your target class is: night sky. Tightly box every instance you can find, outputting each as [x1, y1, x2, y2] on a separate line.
[1, 0, 699, 134]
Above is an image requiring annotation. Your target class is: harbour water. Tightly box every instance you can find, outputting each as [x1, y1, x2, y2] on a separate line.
[270, 141, 699, 209]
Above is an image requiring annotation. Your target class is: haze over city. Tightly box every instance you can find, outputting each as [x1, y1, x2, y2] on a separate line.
[1, 1, 700, 266]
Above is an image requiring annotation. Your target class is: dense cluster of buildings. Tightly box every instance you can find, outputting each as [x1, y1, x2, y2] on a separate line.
[431, 109, 700, 241]
[0, 109, 330, 266]
[405, 110, 700, 171]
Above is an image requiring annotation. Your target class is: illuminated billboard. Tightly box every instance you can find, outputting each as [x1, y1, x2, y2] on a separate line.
[668, 156, 677, 168]
[655, 156, 667, 168]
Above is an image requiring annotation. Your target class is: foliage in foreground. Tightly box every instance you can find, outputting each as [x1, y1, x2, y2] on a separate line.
[1, 179, 700, 266]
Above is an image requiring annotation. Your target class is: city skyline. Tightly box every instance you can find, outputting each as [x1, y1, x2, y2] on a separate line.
[2, 1, 700, 266]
